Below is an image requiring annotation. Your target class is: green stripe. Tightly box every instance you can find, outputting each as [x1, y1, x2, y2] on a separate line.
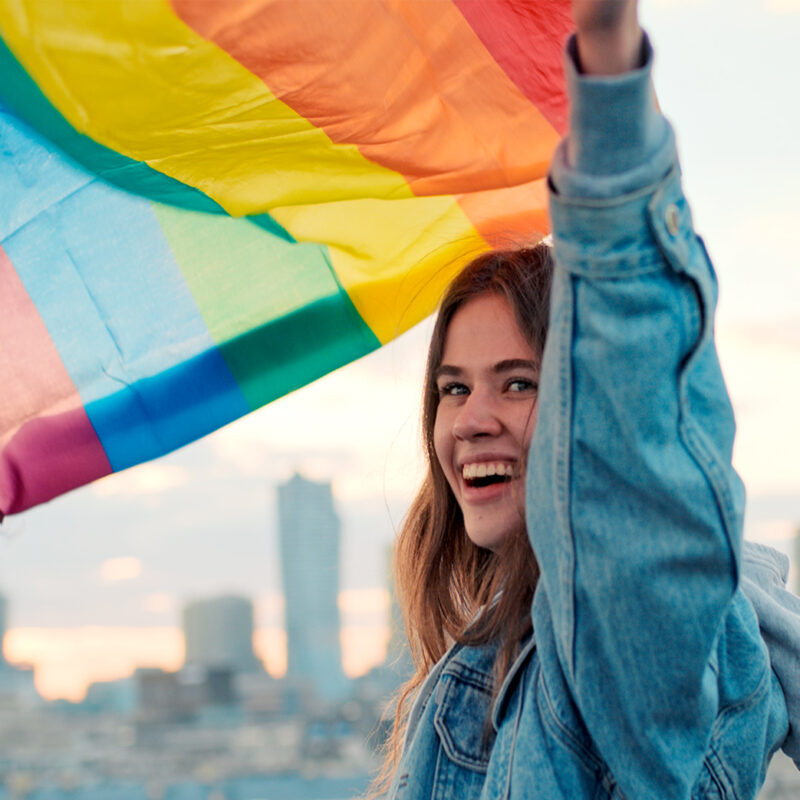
[152, 203, 380, 409]
[1, 30, 374, 406]
[0, 33, 293, 242]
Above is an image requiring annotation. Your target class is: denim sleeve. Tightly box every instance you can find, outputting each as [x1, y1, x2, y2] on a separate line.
[741, 541, 800, 768]
[526, 35, 750, 798]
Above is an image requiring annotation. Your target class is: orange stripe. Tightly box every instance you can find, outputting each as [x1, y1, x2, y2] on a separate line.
[170, 0, 560, 201]
[457, 178, 551, 248]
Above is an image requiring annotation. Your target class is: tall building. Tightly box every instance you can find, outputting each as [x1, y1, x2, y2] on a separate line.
[0, 592, 7, 666]
[794, 525, 800, 595]
[182, 595, 262, 673]
[0, 591, 40, 706]
[278, 473, 347, 701]
[385, 543, 413, 680]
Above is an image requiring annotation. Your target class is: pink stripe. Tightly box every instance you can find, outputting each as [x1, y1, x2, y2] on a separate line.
[0, 247, 111, 517]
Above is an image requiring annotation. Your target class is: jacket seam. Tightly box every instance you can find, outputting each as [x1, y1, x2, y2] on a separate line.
[492, 636, 537, 732]
[715, 655, 770, 721]
[500, 666, 527, 800]
[705, 744, 736, 800]
[538, 665, 604, 775]
[440, 663, 494, 693]
[555, 272, 577, 683]
[549, 166, 675, 210]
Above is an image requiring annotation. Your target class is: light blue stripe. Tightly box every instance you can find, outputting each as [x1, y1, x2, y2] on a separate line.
[2, 105, 250, 470]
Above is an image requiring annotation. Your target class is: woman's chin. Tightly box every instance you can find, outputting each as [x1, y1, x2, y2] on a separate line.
[464, 516, 523, 552]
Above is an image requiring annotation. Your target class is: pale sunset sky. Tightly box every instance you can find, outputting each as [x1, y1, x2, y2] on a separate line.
[1, 0, 799, 701]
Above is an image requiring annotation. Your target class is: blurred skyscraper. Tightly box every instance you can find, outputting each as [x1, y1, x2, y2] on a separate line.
[385, 542, 413, 680]
[278, 473, 347, 702]
[0, 592, 7, 666]
[182, 595, 262, 673]
[0, 591, 40, 706]
[794, 526, 800, 595]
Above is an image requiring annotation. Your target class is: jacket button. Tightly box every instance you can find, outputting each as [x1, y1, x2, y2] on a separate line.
[665, 203, 680, 236]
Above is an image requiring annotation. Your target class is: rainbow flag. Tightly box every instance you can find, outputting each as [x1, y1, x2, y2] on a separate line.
[0, 0, 570, 518]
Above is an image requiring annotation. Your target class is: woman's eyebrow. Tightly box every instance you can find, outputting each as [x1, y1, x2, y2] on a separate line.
[435, 364, 462, 380]
[493, 358, 539, 373]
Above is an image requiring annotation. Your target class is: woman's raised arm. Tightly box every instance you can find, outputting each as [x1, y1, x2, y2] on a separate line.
[525, 3, 786, 798]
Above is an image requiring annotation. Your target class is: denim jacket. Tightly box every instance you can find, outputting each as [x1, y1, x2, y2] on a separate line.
[388, 37, 794, 800]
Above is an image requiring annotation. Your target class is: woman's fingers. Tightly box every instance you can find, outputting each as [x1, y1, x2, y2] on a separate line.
[572, 0, 643, 75]
[572, 0, 637, 34]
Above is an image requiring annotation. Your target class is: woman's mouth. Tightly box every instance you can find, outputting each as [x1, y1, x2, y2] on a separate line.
[461, 461, 516, 488]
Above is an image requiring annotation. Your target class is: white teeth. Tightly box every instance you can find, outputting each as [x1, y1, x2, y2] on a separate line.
[461, 461, 514, 480]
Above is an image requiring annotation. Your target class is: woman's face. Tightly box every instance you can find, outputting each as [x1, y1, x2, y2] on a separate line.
[433, 293, 540, 551]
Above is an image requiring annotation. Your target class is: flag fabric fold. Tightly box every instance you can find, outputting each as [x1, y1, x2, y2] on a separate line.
[0, 0, 570, 517]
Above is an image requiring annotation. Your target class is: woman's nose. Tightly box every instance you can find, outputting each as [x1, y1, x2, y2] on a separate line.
[452, 389, 503, 440]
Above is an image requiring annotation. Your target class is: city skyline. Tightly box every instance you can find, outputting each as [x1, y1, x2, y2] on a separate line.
[0, 469, 396, 701]
[1, 578, 391, 703]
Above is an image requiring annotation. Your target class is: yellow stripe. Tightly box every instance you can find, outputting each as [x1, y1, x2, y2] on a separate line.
[0, 0, 411, 216]
[272, 196, 489, 345]
[2, 0, 494, 342]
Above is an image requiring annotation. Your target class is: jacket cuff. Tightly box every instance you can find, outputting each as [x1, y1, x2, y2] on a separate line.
[549, 33, 676, 200]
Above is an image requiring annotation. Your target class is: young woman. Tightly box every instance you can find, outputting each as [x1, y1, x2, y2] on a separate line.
[378, 2, 798, 798]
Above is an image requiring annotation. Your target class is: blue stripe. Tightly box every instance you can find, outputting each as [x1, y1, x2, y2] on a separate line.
[2, 104, 250, 470]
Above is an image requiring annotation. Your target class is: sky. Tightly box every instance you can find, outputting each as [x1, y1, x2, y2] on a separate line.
[1, 0, 800, 701]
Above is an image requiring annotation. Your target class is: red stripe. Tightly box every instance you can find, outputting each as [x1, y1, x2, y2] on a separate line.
[453, 0, 572, 135]
[0, 247, 111, 517]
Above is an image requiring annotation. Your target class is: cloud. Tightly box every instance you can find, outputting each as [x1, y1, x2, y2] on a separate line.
[747, 519, 798, 544]
[142, 592, 174, 614]
[341, 623, 388, 678]
[254, 592, 285, 627]
[765, 0, 800, 12]
[717, 323, 800, 495]
[255, 623, 391, 680]
[338, 587, 390, 619]
[3, 626, 183, 701]
[91, 463, 189, 497]
[253, 626, 286, 678]
[648, 0, 800, 18]
[5, 610, 392, 700]
[100, 557, 142, 582]
[720, 321, 800, 354]
[648, 0, 705, 6]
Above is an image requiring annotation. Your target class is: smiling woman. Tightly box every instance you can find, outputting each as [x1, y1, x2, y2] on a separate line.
[375, 2, 800, 798]
[433, 293, 541, 552]
[383, 246, 552, 787]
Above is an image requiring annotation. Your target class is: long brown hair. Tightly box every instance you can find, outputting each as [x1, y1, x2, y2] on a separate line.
[374, 244, 554, 793]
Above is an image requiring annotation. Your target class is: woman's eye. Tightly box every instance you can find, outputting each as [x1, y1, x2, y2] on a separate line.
[438, 382, 469, 397]
[507, 378, 538, 393]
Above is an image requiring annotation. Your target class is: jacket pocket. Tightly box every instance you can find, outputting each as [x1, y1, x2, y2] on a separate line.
[433, 665, 495, 772]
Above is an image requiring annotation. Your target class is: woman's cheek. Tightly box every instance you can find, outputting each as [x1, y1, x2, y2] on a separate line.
[432, 409, 457, 490]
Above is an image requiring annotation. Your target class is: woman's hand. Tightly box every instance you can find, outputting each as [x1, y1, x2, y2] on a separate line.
[572, 0, 643, 75]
